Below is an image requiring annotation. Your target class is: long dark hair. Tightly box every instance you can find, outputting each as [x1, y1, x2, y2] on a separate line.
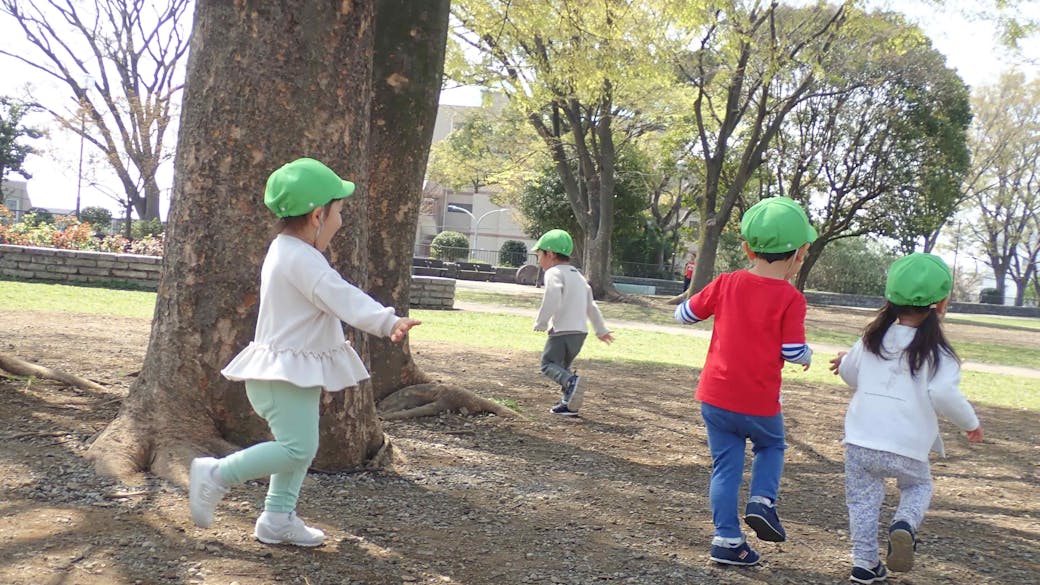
[862, 301, 959, 378]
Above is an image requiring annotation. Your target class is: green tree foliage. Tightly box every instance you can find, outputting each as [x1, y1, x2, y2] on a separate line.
[449, 0, 678, 299]
[0, 96, 42, 198]
[79, 206, 112, 233]
[515, 153, 649, 266]
[426, 97, 542, 194]
[964, 72, 1040, 306]
[430, 230, 470, 261]
[668, 2, 850, 293]
[759, 10, 971, 289]
[498, 239, 527, 267]
[803, 237, 898, 296]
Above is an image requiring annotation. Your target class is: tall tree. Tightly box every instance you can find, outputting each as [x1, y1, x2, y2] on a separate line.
[426, 97, 541, 195]
[449, 0, 675, 299]
[761, 10, 971, 289]
[0, 96, 43, 199]
[86, 0, 451, 481]
[964, 72, 1040, 305]
[673, 2, 849, 293]
[365, 0, 451, 401]
[0, 0, 191, 221]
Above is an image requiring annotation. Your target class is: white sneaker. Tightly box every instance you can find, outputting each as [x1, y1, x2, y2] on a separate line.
[254, 511, 326, 547]
[189, 457, 228, 528]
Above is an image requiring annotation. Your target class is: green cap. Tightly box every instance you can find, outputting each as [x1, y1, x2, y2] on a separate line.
[740, 197, 818, 253]
[532, 229, 574, 256]
[885, 253, 952, 306]
[264, 158, 356, 218]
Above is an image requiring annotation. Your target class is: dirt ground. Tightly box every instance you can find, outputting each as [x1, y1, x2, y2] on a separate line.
[1, 308, 1038, 585]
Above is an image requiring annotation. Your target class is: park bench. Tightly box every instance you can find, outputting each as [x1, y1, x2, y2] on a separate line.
[411, 257, 448, 277]
[455, 261, 496, 282]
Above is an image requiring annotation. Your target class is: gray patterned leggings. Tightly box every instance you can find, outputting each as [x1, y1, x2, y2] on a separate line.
[845, 444, 932, 568]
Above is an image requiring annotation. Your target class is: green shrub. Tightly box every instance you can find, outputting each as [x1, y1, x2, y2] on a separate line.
[979, 288, 1002, 304]
[80, 206, 113, 234]
[430, 230, 469, 261]
[132, 218, 164, 239]
[23, 208, 54, 226]
[498, 240, 528, 267]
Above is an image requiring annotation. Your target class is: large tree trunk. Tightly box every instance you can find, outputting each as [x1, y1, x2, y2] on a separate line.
[87, 1, 382, 483]
[795, 238, 827, 291]
[691, 224, 721, 294]
[364, 0, 450, 401]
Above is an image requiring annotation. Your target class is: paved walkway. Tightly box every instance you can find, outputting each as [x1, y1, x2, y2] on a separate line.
[452, 280, 1040, 380]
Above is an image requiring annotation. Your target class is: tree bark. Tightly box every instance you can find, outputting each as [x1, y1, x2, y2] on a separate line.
[363, 0, 450, 402]
[87, 0, 383, 483]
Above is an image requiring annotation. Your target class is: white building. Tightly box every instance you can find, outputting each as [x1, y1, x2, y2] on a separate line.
[417, 103, 537, 263]
[1, 179, 31, 221]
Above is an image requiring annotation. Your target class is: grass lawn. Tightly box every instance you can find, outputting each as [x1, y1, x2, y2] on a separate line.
[946, 313, 1040, 331]
[2, 280, 1036, 412]
[0, 280, 156, 319]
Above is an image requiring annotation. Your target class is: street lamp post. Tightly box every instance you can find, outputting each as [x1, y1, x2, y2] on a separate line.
[446, 204, 510, 257]
[75, 76, 93, 220]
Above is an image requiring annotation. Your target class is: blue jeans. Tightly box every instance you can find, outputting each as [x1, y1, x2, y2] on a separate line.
[701, 402, 786, 538]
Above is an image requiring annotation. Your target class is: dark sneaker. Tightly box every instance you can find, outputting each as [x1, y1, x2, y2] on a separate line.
[549, 402, 579, 417]
[887, 520, 916, 572]
[562, 374, 584, 410]
[709, 541, 761, 566]
[744, 501, 786, 542]
[850, 562, 887, 584]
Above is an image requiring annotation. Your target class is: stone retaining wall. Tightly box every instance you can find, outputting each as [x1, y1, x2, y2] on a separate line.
[408, 276, 455, 310]
[805, 290, 1040, 318]
[0, 244, 161, 289]
[0, 244, 456, 310]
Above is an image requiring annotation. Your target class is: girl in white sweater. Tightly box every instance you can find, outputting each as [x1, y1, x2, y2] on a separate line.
[830, 253, 983, 584]
[189, 158, 420, 546]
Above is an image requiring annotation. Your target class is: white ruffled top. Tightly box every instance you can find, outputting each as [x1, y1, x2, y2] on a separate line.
[221, 235, 399, 392]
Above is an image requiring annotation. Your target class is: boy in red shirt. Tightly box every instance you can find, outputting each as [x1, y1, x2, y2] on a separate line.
[675, 197, 816, 566]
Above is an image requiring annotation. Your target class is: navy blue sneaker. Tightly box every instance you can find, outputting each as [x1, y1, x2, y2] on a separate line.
[744, 501, 786, 542]
[562, 373, 584, 410]
[850, 562, 887, 584]
[549, 402, 579, 417]
[887, 520, 916, 572]
[709, 541, 760, 566]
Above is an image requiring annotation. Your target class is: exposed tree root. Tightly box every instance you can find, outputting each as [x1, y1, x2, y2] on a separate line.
[377, 383, 520, 420]
[666, 291, 692, 305]
[0, 352, 108, 392]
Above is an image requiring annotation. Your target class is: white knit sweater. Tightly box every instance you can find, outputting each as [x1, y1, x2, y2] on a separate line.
[838, 325, 979, 462]
[222, 235, 399, 392]
[533, 264, 610, 337]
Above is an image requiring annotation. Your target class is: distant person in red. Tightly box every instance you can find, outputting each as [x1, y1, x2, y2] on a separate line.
[683, 251, 698, 291]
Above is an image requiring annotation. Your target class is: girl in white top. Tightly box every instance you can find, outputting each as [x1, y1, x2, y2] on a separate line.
[830, 253, 982, 584]
[189, 158, 420, 546]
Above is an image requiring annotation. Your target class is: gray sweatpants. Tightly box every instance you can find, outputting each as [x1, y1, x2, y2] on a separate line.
[540, 333, 587, 392]
[845, 444, 932, 569]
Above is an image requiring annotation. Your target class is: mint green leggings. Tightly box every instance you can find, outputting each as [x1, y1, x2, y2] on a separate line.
[217, 380, 321, 513]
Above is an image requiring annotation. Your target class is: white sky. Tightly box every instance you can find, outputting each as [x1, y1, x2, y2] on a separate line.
[1, 2, 1038, 217]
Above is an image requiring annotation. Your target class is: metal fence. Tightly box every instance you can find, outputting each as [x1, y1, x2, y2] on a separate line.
[414, 245, 536, 267]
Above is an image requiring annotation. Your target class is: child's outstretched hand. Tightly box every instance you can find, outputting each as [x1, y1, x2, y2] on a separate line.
[966, 426, 984, 443]
[598, 332, 615, 344]
[390, 318, 422, 343]
[829, 351, 847, 375]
